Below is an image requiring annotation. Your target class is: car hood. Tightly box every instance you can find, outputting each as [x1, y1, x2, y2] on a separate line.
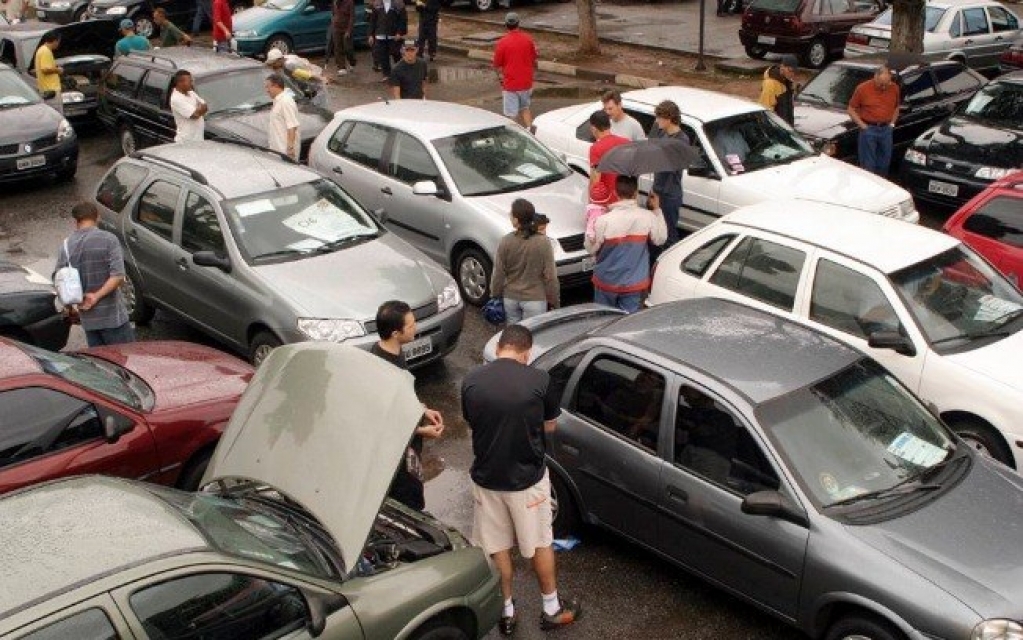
[793, 103, 857, 140]
[0, 103, 62, 147]
[465, 174, 588, 240]
[207, 104, 331, 145]
[232, 6, 291, 31]
[203, 343, 423, 573]
[922, 116, 1023, 168]
[943, 326, 1023, 392]
[252, 233, 439, 319]
[85, 341, 253, 412]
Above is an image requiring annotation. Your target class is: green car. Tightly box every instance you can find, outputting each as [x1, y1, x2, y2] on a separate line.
[231, 0, 368, 58]
[0, 344, 501, 640]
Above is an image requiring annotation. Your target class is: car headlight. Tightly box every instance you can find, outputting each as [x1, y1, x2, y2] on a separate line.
[56, 118, 74, 141]
[437, 281, 461, 312]
[976, 166, 1012, 180]
[233, 29, 258, 37]
[972, 619, 1023, 640]
[904, 148, 927, 165]
[62, 91, 84, 104]
[105, 5, 127, 13]
[296, 318, 365, 342]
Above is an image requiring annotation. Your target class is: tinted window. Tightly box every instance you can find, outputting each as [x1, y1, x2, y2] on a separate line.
[682, 234, 736, 277]
[139, 70, 170, 108]
[810, 259, 902, 339]
[130, 573, 307, 640]
[574, 356, 665, 452]
[963, 196, 1023, 249]
[0, 388, 103, 469]
[388, 132, 441, 185]
[799, 64, 872, 106]
[105, 63, 145, 97]
[548, 352, 584, 407]
[900, 71, 936, 104]
[933, 65, 982, 96]
[709, 236, 807, 311]
[96, 163, 149, 213]
[135, 180, 181, 241]
[336, 122, 388, 171]
[0, 38, 16, 66]
[326, 120, 353, 153]
[17, 609, 118, 640]
[988, 5, 1018, 32]
[962, 7, 989, 36]
[749, 0, 801, 12]
[180, 193, 225, 254]
[949, 11, 962, 37]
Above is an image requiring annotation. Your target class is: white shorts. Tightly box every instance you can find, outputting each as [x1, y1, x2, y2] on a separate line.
[472, 470, 553, 558]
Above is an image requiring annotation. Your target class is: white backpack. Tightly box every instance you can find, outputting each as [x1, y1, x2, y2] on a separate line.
[53, 238, 84, 306]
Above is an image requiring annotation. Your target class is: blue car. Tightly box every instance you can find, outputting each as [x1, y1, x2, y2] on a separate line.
[232, 0, 367, 57]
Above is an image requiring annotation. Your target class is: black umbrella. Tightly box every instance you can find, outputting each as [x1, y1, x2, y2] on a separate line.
[596, 138, 701, 176]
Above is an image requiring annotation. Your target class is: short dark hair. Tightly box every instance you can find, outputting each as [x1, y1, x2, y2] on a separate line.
[172, 69, 191, 85]
[71, 201, 99, 221]
[589, 110, 611, 131]
[601, 89, 623, 105]
[266, 73, 287, 89]
[42, 33, 61, 44]
[615, 174, 639, 199]
[654, 100, 681, 126]
[497, 324, 533, 352]
[376, 300, 412, 340]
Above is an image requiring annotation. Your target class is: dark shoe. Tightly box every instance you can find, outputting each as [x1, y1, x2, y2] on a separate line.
[540, 598, 580, 630]
[498, 612, 518, 636]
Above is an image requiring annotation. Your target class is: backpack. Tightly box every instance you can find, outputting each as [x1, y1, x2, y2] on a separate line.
[53, 238, 84, 306]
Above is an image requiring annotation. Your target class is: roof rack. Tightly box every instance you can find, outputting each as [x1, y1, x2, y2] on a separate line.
[215, 138, 300, 165]
[125, 51, 178, 69]
[130, 151, 207, 184]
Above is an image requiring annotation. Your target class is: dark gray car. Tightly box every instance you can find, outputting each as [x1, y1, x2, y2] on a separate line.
[486, 299, 1023, 640]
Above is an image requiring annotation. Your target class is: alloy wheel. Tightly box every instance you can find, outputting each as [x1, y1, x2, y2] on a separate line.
[252, 343, 275, 366]
[458, 256, 487, 302]
[134, 16, 154, 38]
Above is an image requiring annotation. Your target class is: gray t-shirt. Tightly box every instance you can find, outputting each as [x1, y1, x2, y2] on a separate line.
[57, 227, 129, 331]
[610, 114, 646, 142]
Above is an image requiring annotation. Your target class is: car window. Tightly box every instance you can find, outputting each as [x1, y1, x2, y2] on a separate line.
[900, 71, 936, 104]
[961, 81, 1023, 126]
[180, 192, 226, 254]
[708, 236, 807, 311]
[0, 388, 104, 469]
[194, 68, 278, 114]
[96, 163, 149, 213]
[573, 356, 665, 453]
[105, 63, 145, 98]
[575, 119, 595, 143]
[130, 573, 308, 640]
[547, 351, 585, 407]
[135, 180, 181, 241]
[810, 258, 903, 339]
[963, 196, 1023, 249]
[962, 7, 989, 36]
[704, 111, 814, 174]
[949, 10, 962, 37]
[325, 120, 354, 153]
[749, 0, 801, 12]
[987, 5, 1019, 32]
[681, 234, 737, 277]
[674, 385, 779, 495]
[17, 608, 118, 640]
[388, 131, 441, 186]
[335, 121, 388, 172]
[799, 64, 872, 106]
[932, 65, 982, 96]
[139, 70, 170, 108]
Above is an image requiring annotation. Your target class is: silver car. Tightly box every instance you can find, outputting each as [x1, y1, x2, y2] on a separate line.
[93, 141, 464, 366]
[308, 100, 591, 306]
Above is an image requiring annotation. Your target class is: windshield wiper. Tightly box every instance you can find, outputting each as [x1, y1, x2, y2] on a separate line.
[826, 477, 941, 509]
[252, 248, 310, 262]
[312, 233, 379, 254]
[931, 329, 1012, 346]
[797, 93, 831, 106]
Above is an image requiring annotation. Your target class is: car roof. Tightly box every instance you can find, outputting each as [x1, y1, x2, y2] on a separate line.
[120, 48, 261, 76]
[830, 53, 962, 73]
[1, 476, 207, 617]
[993, 70, 1023, 85]
[335, 100, 515, 139]
[721, 200, 959, 273]
[621, 86, 763, 122]
[0, 339, 43, 378]
[594, 298, 862, 404]
[0, 20, 58, 37]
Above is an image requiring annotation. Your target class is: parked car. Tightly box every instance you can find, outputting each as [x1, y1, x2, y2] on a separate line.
[0, 261, 68, 350]
[793, 56, 985, 166]
[845, 0, 1023, 73]
[1000, 33, 1023, 71]
[0, 19, 118, 121]
[899, 70, 1023, 211]
[739, 0, 883, 68]
[483, 297, 1023, 640]
[647, 200, 1023, 467]
[34, 0, 89, 23]
[93, 141, 464, 366]
[232, 0, 367, 58]
[309, 100, 591, 306]
[0, 336, 252, 494]
[532, 86, 918, 234]
[0, 344, 501, 640]
[0, 62, 77, 182]
[944, 170, 1023, 285]
[97, 47, 331, 159]
[85, 0, 250, 38]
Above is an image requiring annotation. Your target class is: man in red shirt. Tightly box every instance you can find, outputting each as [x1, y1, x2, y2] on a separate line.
[212, 0, 232, 52]
[493, 12, 537, 131]
[847, 64, 900, 176]
[588, 110, 629, 204]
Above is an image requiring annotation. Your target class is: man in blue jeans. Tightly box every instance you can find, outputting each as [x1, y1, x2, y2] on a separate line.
[847, 65, 900, 176]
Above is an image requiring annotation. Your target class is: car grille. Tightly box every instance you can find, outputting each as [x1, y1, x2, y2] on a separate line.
[927, 156, 976, 177]
[558, 233, 586, 253]
[558, 270, 593, 289]
[363, 299, 438, 334]
[0, 135, 59, 157]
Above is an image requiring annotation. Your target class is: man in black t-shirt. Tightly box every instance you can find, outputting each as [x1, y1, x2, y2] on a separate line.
[371, 300, 444, 511]
[461, 325, 580, 635]
[388, 40, 428, 100]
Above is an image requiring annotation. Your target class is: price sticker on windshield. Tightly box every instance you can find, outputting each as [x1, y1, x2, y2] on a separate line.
[887, 433, 946, 467]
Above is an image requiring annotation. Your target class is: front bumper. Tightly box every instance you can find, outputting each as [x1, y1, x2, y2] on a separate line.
[232, 37, 266, 58]
[899, 160, 991, 213]
[0, 137, 78, 183]
[35, 6, 77, 22]
[739, 28, 814, 54]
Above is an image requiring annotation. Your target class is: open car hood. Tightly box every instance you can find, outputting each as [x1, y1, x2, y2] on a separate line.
[202, 343, 423, 573]
[45, 20, 119, 61]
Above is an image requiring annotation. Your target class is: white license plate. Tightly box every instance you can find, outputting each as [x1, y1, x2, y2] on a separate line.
[869, 37, 889, 48]
[402, 336, 433, 360]
[16, 155, 45, 170]
[582, 256, 595, 272]
[928, 180, 959, 197]
[757, 35, 776, 44]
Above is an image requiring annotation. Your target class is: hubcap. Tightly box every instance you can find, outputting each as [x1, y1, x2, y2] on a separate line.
[959, 434, 993, 458]
[135, 18, 154, 38]
[121, 129, 136, 156]
[459, 256, 487, 301]
[810, 43, 826, 66]
[270, 39, 290, 54]
[476, 0, 492, 9]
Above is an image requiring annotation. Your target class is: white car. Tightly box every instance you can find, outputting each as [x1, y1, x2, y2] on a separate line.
[531, 86, 918, 232]
[648, 199, 1023, 468]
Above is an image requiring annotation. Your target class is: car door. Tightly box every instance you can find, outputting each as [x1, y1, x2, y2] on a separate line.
[123, 178, 186, 311]
[134, 68, 175, 146]
[958, 193, 1023, 284]
[677, 121, 725, 228]
[650, 230, 740, 303]
[957, 7, 997, 69]
[657, 379, 807, 621]
[292, 0, 332, 52]
[381, 130, 449, 262]
[102, 62, 148, 138]
[894, 69, 940, 157]
[322, 120, 390, 220]
[986, 5, 1022, 59]
[11, 598, 136, 640]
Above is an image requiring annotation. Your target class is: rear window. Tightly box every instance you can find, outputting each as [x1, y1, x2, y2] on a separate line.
[873, 5, 945, 31]
[96, 163, 149, 213]
[750, 0, 802, 12]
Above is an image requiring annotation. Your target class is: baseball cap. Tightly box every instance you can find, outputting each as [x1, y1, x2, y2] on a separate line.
[589, 181, 613, 206]
[119, 18, 134, 30]
[402, 39, 418, 49]
[265, 48, 284, 64]
[779, 54, 799, 69]
[505, 11, 519, 26]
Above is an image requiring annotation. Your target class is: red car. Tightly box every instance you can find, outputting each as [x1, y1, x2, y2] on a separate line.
[944, 171, 1023, 287]
[0, 338, 252, 495]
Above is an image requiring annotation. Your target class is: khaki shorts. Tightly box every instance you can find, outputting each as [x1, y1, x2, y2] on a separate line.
[472, 470, 553, 559]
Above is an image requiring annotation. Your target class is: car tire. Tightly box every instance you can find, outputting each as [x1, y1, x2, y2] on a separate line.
[122, 270, 156, 326]
[410, 622, 470, 640]
[826, 614, 902, 640]
[177, 449, 213, 491]
[550, 470, 581, 538]
[473, 0, 495, 11]
[250, 330, 282, 366]
[119, 123, 140, 157]
[949, 417, 1013, 466]
[133, 13, 155, 38]
[802, 37, 828, 69]
[744, 44, 768, 60]
[73, 5, 87, 21]
[264, 34, 293, 56]
[56, 161, 77, 182]
[454, 246, 491, 307]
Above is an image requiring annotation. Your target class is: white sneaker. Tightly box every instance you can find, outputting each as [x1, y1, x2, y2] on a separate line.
[337, 69, 349, 76]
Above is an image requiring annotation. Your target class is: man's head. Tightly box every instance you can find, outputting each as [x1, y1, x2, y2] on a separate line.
[42, 33, 61, 50]
[615, 174, 639, 200]
[119, 18, 136, 35]
[654, 100, 681, 128]
[779, 55, 798, 80]
[153, 8, 167, 25]
[71, 201, 99, 227]
[873, 64, 893, 90]
[172, 69, 193, 92]
[265, 48, 285, 70]
[265, 73, 287, 98]
[504, 11, 520, 30]
[401, 39, 418, 61]
[496, 324, 532, 363]
[589, 109, 611, 138]
[376, 300, 416, 344]
[602, 89, 625, 121]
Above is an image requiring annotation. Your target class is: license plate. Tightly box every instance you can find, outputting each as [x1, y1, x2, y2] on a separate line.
[757, 35, 776, 44]
[581, 256, 595, 272]
[402, 336, 433, 360]
[16, 155, 45, 170]
[928, 180, 959, 197]
[869, 37, 889, 48]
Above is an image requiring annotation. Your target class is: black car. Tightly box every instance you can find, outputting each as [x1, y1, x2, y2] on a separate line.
[0, 20, 119, 122]
[96, 48, 332, 160]
[0, 62, 78, 183]
[85, 0, 250, 38]
[35, 0, 91, 24]
[793, 56, 986, 168]
[0, 260, 69, 351]
[900, 70, 1023, 212]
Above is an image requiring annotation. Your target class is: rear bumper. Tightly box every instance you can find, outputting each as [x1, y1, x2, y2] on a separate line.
[0, 138, 78, 183]
[739, 28, 814, 53]
[845, 43, 886, 57]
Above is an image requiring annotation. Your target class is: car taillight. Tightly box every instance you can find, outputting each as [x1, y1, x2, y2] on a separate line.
[1001, 47, 1023, 65]
[847, 32, 869, 45]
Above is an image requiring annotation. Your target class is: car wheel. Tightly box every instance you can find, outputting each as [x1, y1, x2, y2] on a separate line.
[133, 14, 155, 38]
[122, 270, 155, 325]
[744, 44, 768, 60]
[473, 0, 495, 11]
[949, 417, 1013, 466]
[119, 123, 139, 157]
[410, 622, 469, 640]
[550, 470, 581, 538]
[264, 34, 293, 56]
[802, 37, 828, 68]
[825, 615, 902, 640]
[250, 330, 282, 366]
[73, 5, 87, 21]
[177, 449, 213, 491]
[454, 246, 491, 307]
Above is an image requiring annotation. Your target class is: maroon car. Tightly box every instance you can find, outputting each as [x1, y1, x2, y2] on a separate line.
[0, 338, 252, 495]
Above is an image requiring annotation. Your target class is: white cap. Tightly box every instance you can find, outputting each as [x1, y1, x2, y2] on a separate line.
[265, 48, 284, 64]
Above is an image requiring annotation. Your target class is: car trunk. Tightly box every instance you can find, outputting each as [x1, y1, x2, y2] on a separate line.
[743, 0, 806, 36]
[58, 54, 109, 98]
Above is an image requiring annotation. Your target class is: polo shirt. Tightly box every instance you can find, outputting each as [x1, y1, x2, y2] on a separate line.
[849, 79, 900, 125]
[34, 45, 61, 94]
[493, 29, 536, 92]
[115, 35, 151, 56]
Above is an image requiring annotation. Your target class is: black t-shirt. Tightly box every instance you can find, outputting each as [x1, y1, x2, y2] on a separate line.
[370, 342, 425, 510]
[461, 358, 562, 491]
[388, 59, 427, 99]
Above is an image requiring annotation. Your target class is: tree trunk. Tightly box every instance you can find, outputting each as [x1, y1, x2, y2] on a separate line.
[889, 0, 925, 54]
[578, 0, 600, 55]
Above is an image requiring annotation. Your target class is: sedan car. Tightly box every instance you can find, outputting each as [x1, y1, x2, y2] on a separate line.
[0, 62, 77, 183]
[899, 70, 1023, 211]
[648, 199, 1023, 468]
[532, 86, 918, 235]
[309, 101, 591, 305]
[0, 344, 501, 640]
[0, 261, 68, 350]
[944, 170, 1023, 285]
[232, 0, 367, 57]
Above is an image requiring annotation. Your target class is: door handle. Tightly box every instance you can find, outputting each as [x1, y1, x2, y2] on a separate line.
[176, 257, 189, 271]
[964, 38, 973, 44]
[126, 230, 138, 243]
[381, 186, 393, 195]
[667, 486, 689, 504]
[995, 35, 1004, 41]
[332, 166, 343, 175]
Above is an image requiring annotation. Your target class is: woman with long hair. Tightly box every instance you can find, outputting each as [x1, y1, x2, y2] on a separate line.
[490, 198, 560, 324]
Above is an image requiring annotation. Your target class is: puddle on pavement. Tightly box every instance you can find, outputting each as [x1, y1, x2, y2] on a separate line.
[532, 85, 602, 99]
[428, 66, 496, 84]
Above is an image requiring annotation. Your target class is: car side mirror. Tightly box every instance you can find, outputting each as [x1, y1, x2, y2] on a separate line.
[303, 3, 317, 12]
[867, 330, 916, 356]
[687, 158, 715, 179]
[412, 180, 439, 197]
[101, 412, 135, 444]
[304, 590, 347, 637]
[741, 490, 809, 527]
[193, 251, 232, 272]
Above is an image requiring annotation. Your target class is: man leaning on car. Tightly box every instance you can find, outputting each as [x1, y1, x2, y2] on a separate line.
[847, 64, 899, 176]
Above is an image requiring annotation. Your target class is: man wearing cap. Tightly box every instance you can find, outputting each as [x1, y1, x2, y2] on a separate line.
[266, 48, 328, 108]
[493, 12, 537, 131]
[115, 20, 151, 56]
[388, 40, 428, 99]
[848, 64, 900, 176]
[759, 55, 798, 126]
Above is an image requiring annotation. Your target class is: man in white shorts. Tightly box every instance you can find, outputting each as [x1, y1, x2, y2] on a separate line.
[461, 324, 580, 635]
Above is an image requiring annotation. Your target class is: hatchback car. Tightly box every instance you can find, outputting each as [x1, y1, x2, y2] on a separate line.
[0, 261, 68, 350]
[484, 297, 1023, 640]
[739, 0, 883, 68]
[0, 62, 76, 183]
[899, 70, 1023, 211]
[533, 86, 918, 233]
[944, 170, 1023, 285]
[845, 0, 1022, 73]
[85, 0, 249, 37]
[232, 0, 366, 57]
[309, 100, 591, 306]
[0, 343, 501, 640]
[648, 200, 1023, 467]
[93, 141, 464, 366]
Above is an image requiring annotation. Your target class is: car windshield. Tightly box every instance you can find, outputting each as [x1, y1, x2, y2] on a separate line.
[223, 179, 381, 263]
[799, 65, 873, 106]
[432, 125, 573, 197]
[17, 343, 154, 412]
[195, 68, 299, 114]
[890, 246, 1023, 349]
[262, 0, 302, 8]
[749, 0, 801, 12]
[759, 359, 956, 509]
[703, 110, 814, 174]
[873, 6, 945, 31]
[960, 82, 1023, 128]
[0, 69, 41, 107]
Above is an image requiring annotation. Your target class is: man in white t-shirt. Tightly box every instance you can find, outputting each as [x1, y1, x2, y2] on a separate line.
[602, 89, 645, 142]
[265, 73, 301, 161]
[169, 70, 207, 142]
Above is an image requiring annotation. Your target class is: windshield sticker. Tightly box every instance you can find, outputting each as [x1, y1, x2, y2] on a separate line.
[516, 162, 548, 179]
[235, 200, 275, 217]
[498, 173, 532, 184]
[887, 432, 946, 467]
[725, 154, 745, 174]
[973, 294, 1022, 323]
[282, 199, 366, 242]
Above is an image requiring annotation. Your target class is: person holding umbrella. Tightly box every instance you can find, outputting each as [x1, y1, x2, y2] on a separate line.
[647, 100, 688, 247]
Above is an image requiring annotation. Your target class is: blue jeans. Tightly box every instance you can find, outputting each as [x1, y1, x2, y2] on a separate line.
[858, 124, 893, 176]
[84, 321, 135, 347]
[191, 0, 212, 34]
[657, 192, 683, 247]
[595, 289, 642, 313]
[503, 298, 547, 324]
